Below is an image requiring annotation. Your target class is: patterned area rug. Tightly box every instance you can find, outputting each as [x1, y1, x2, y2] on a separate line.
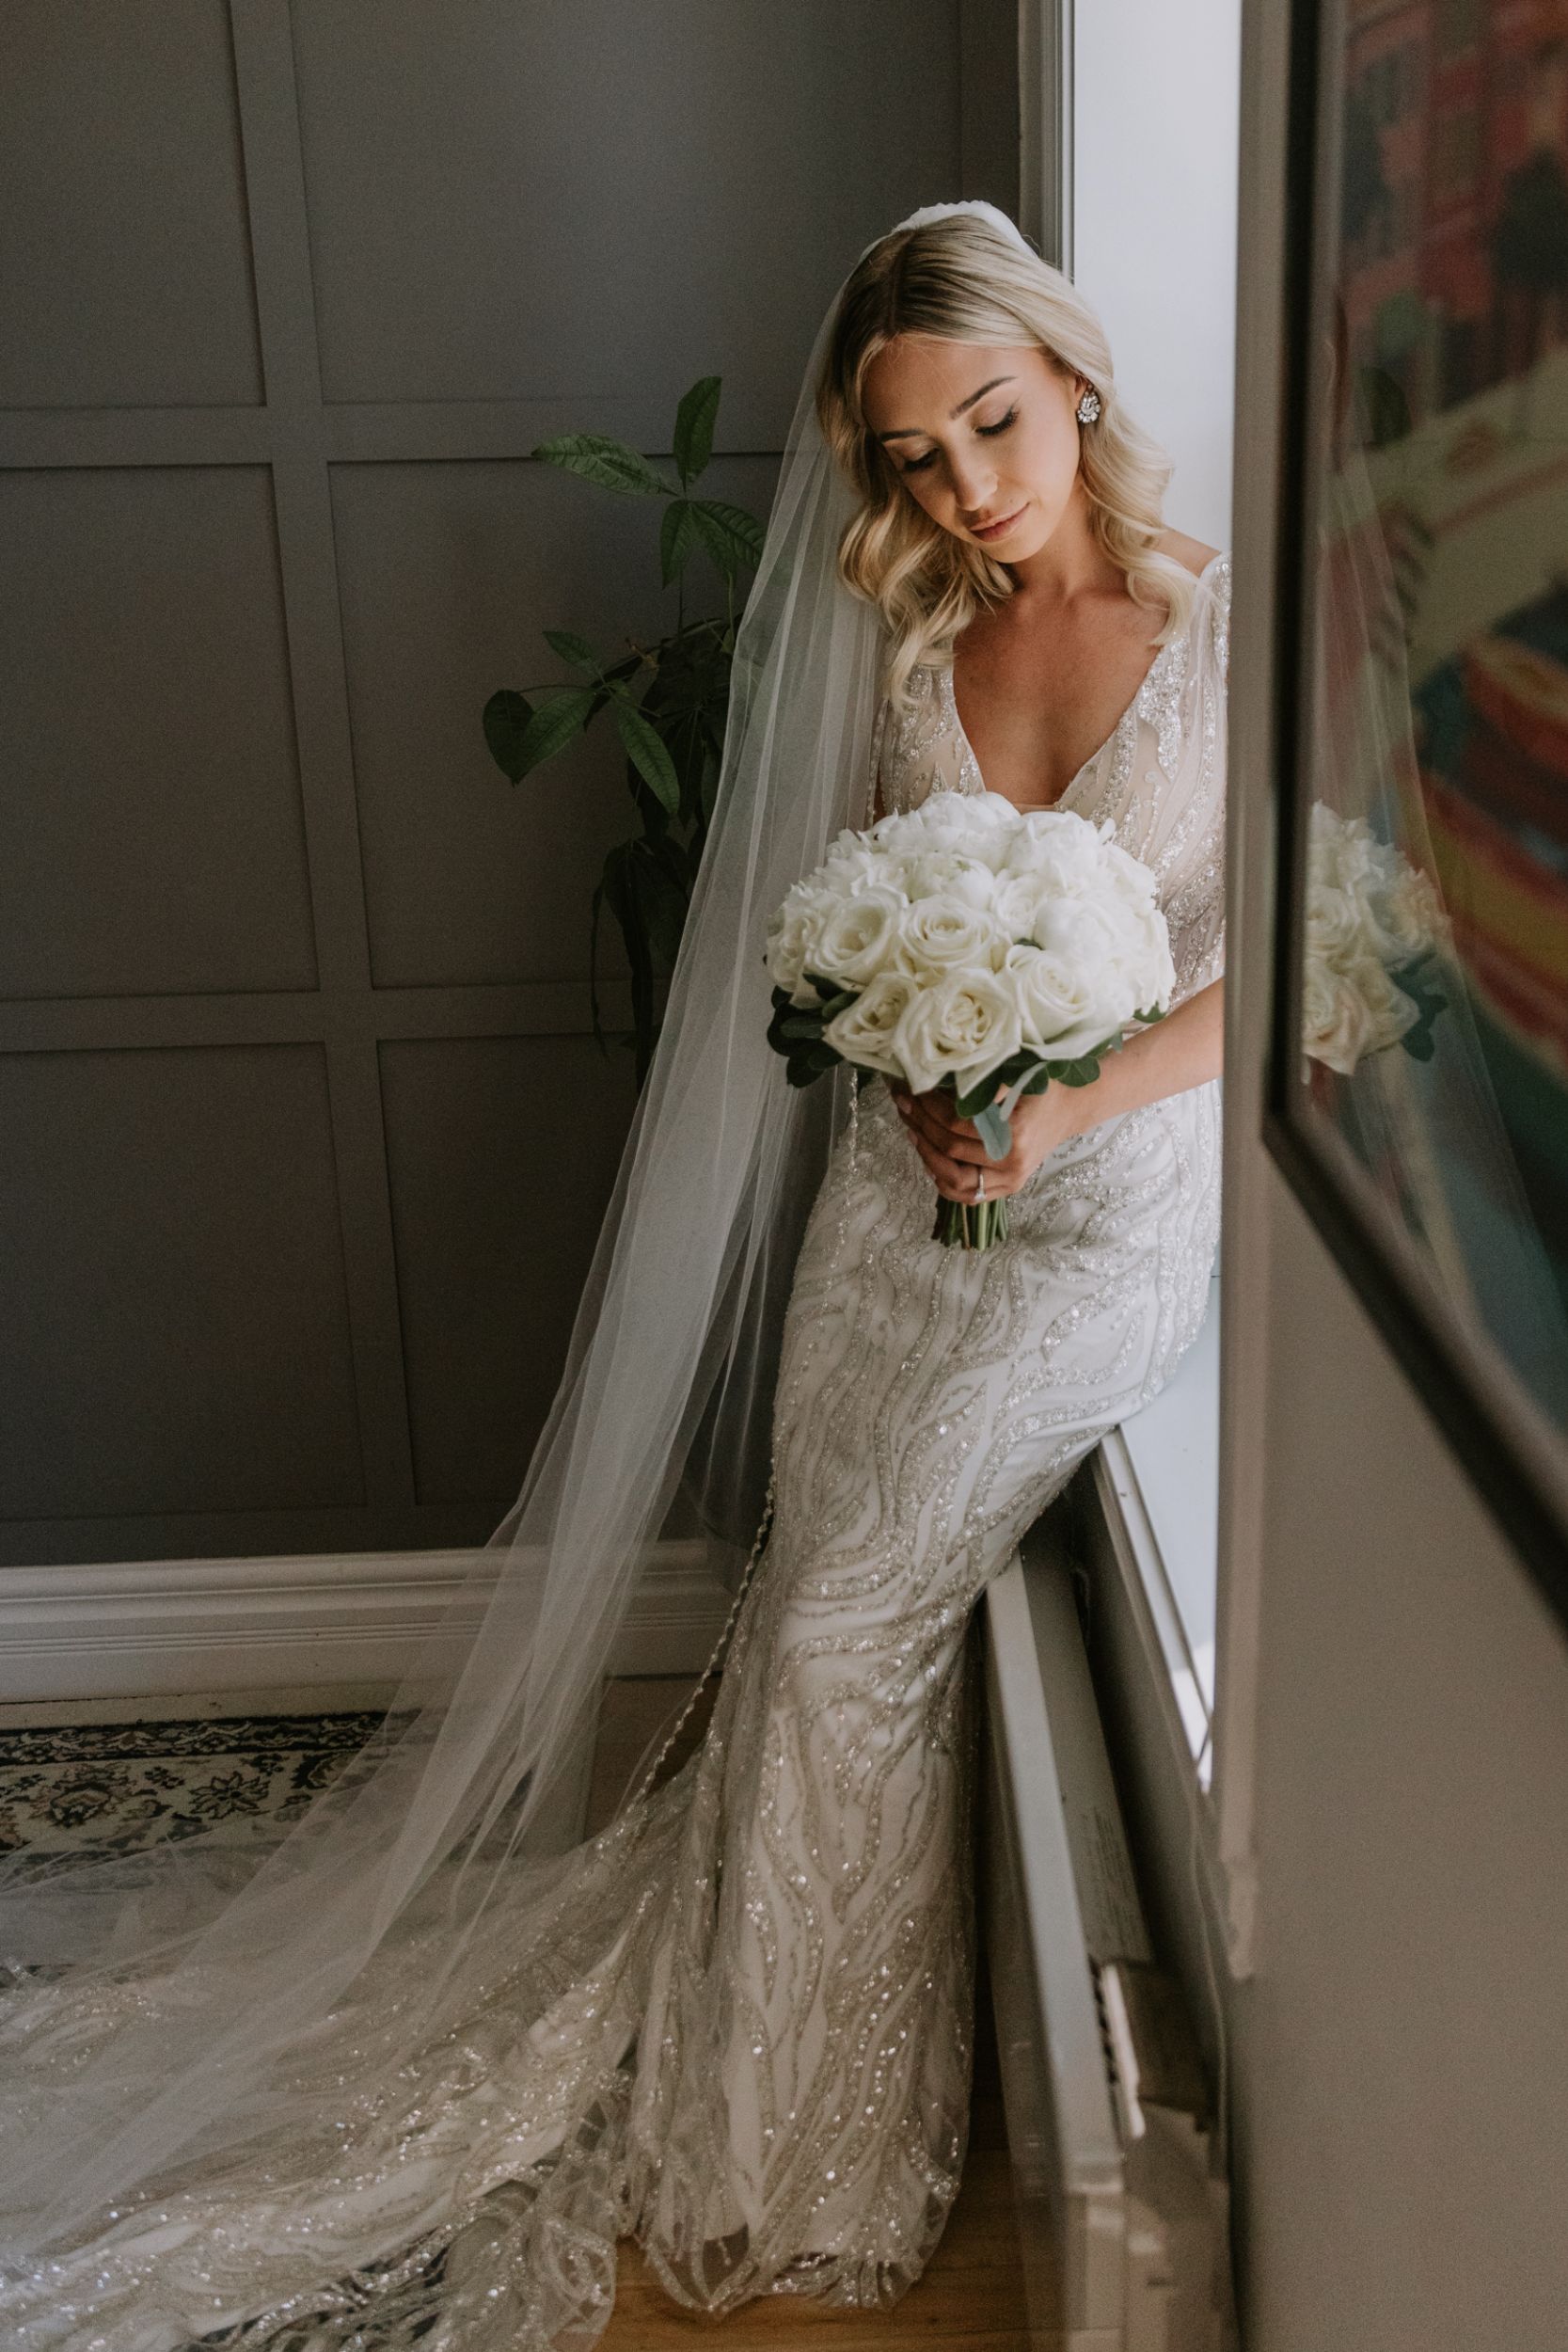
[0, 1711, 388, 1871]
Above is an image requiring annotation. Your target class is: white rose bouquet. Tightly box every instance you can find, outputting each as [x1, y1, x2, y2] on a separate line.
[1302, 803, 1449, 1077]
[765, 790, 1177, 1249]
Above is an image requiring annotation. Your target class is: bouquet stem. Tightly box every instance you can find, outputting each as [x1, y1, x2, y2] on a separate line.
[932, 1194, 1010, 1251]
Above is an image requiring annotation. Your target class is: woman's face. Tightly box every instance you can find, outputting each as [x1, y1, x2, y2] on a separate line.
[860, 337, 1086, 562]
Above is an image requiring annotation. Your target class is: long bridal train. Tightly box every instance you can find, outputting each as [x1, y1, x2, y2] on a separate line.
[2, 550, 1228, 2352]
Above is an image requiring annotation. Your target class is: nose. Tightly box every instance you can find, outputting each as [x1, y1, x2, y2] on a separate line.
[949, 448, 999, 516]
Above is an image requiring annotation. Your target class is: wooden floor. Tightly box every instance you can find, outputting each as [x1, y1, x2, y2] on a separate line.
[589, 1679, 1041, 2350]
[601, 2145, 1032, 2349]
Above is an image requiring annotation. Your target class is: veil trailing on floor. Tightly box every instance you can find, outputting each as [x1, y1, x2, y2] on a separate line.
[0, 201, 1039, 2278]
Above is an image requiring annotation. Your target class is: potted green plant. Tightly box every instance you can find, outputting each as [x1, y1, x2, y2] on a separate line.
[484, 377, 765, 1084]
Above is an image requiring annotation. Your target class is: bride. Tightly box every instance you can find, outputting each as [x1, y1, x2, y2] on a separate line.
[0, 201, 1228, 2350]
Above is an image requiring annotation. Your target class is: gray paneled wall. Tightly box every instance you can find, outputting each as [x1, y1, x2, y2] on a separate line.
[0, 0, 1017, 1567]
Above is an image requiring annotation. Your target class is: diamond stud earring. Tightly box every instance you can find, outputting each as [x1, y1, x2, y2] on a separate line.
[1075, 388, 1101, 425]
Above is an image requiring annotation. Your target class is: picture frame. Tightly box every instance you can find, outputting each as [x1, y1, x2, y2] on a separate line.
[1264, 0, 1568, 1629]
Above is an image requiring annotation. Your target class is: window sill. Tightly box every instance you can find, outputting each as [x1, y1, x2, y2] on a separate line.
[1094, 1278, 1220, 1781]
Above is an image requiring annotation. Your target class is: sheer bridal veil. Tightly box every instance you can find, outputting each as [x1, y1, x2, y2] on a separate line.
[0, 200, 1041, 2278]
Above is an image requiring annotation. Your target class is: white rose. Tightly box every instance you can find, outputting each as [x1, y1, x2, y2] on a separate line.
[1004, 944, 1122, 1061]
[1380, 862, 1446, 960]
[892, 968, 1022, 1096]
[1303, 945, 1415, 1073]
[822, 969, 920, 1076]
[892, 894, 1009, 977]
[766, 889, 831, 1004]
[1305, 877, 1366, 964]
[811, 887, 906, 989]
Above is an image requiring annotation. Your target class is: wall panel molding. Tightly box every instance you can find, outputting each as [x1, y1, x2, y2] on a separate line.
[0, 1541, 731, 1703]
[0, 0, 1016, 1578]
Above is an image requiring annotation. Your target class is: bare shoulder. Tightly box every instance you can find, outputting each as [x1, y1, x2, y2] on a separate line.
[1152, 527, 1222, 580]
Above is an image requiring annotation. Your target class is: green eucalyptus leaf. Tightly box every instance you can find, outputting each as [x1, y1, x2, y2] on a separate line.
[673, 376, 721, 485]
[532, 432, 677, 500]
[1045, 1054, 1104, 1087]
[953, 1073, 1001, 1119]
[972, 1104, 1012, 1161]
[610, 694, 682, 814]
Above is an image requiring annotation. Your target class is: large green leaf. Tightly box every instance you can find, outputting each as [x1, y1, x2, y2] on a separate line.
[610, 693, 681, 815]
[543, 628, 600, 675]
[689, 499, 766, 579]
[483, 684, 597, 780]
[483, 690, 535, 783]
[659, 499, 700, 586]
[532, 432, 676, 500]
[673, 375, 721, 485]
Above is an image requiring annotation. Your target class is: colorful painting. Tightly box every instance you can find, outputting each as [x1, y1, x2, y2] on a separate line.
[1277, 0, 1568, 1596]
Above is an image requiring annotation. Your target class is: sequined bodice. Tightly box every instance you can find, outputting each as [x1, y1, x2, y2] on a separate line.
[870, 552, 1231, 1006]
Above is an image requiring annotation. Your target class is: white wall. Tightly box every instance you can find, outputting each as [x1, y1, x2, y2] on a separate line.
[1071, 0, 1242, 550]
[1212, 3, 1568, 2338]
[1229, 1173, 1568, 2350]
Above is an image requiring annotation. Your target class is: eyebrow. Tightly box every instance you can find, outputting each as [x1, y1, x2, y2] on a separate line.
[875, 374, 1019, 442]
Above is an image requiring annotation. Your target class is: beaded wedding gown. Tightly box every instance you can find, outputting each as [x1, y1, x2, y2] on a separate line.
[7, 551, 1228, 2352]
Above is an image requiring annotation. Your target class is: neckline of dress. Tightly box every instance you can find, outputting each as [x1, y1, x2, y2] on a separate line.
[943, 548, 1226, 813]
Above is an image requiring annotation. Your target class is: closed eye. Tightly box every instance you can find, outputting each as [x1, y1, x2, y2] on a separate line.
[897, 406, 1019, 475]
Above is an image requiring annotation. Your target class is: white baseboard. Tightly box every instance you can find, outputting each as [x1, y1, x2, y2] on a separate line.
[0, 1542, 734, 1710]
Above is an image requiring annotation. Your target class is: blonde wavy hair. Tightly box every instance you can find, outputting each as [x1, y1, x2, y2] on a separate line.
[815, 211, 1196, 711]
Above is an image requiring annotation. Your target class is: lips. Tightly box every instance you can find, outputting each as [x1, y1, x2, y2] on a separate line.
[970, 505, 1026, 541]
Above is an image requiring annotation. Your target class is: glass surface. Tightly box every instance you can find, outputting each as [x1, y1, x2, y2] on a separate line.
[1289, 4, 1568, 1521]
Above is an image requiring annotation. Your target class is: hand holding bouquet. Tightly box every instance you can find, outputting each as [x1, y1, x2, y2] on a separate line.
[765, 790, 1176, 1248]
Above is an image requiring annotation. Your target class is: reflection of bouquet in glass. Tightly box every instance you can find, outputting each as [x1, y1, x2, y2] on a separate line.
[765, 792, 1175, 1249]
[1303, 803, 1449, 1075]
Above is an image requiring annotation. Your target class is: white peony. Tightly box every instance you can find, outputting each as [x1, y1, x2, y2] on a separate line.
[884, 788, 1018, 867]
[819, 832, 885, 890]
[893, 967, 1023, 1096]
[1000, 815, 1107, 898]
[897, 850, 999, 910]
[1028, 894, 1149, 1009]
